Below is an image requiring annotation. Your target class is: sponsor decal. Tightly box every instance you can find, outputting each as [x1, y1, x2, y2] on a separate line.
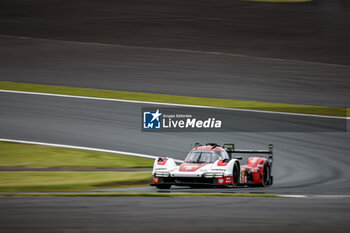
[211, 168, 226, 171]
[240, 170, 246, 183]
[179, 163, 208, 172]
[218, 176, 234, 185]
[155, 168, 167, 171]
[153, 177, 159, 183]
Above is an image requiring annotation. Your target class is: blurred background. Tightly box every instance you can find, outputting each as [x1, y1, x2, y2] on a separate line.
[0, 1, 349, 233]
[1, 0, 349, 106]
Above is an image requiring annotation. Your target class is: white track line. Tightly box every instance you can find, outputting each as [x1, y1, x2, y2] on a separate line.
[278, 195, 350, 199]
[0, 138, 183, 163]
[277, 195, 308, 198]
[0, 89, 348, 119]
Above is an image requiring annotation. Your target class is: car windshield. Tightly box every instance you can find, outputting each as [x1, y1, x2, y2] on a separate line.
[185, 151, 220, 163]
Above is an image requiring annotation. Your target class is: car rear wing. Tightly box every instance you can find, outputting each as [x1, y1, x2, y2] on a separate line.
[193, 143, 273, 166]
[223, 144, 273, 167]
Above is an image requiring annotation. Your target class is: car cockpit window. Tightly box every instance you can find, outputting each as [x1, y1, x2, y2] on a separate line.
[185, 151, 221, 163]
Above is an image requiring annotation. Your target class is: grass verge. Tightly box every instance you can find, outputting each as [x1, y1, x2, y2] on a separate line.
[0, 82, 347, 117]
[0, 171, 152, 192]
[0, 141, 153, 168]
[0, 142, 154, 191]
[0, 192, 283, 198]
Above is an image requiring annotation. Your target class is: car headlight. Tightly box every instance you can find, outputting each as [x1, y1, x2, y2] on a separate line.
[203, 172, 214, 178]
[155, 172, 170, 177]
[204, 172, 224, 178]
[213, 172, 224, 178]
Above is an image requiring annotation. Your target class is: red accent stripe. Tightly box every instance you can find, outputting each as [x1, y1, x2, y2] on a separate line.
[157, 159, 168, 165]
[217, 160, 228, 166]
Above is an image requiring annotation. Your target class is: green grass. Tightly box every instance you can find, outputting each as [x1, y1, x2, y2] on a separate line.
[0, 171, 152, 192]
[0, 192, 283, 198]
[0, 82, 347, 117]
[0, 142, 154, 191]
[0, 141, 153, 168]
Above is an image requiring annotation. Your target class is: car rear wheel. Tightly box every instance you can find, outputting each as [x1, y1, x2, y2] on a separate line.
[261, 165, 271, 187]
[155, 184, 171, 189]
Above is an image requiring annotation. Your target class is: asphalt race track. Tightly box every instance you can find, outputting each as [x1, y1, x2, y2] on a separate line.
[1, 0, 350, 107]
[1, 35, 349, 107]
[0, 0, 350, 232]
[1, 197, 350, 233]
[0, 91, 349, 195]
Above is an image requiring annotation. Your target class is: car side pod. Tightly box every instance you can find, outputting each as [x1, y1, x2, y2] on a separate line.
[240, 168, 247, 184]
[223, 143, 273, 186]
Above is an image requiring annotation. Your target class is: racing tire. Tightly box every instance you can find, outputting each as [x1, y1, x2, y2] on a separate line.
[260, 164, 271, 187]
[269, 176, 273, 185]
[232, 162, 239, 188]
[155, 184, 171, 189]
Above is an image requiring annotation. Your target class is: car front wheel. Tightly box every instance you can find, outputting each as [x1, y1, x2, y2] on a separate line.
[232, 162, 239, 188]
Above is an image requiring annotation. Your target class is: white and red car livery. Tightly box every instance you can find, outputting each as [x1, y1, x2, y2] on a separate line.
[151, 143, 273, 189]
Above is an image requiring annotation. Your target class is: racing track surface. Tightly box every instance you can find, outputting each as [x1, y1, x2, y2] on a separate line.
[1, 197, 350, 233]
[1, 92, 349, 195]
[1, 0, 350, 107]
[1, 1, 350, 232]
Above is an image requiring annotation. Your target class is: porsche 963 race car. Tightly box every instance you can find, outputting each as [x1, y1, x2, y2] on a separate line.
[151, 143, 273, 189]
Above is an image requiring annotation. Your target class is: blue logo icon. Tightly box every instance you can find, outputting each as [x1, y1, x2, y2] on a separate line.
[143, 109, 162, 129]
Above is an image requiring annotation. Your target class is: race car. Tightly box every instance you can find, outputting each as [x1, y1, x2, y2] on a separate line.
[151, 143, 273, 189]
